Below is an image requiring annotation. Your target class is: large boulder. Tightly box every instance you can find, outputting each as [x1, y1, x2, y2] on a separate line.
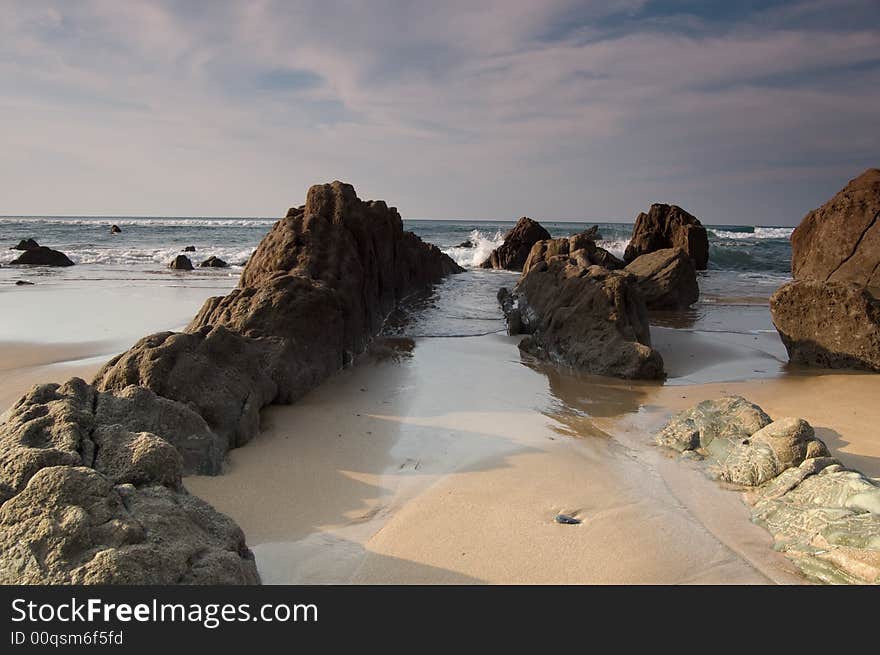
[624, 204, 708, 270]
[169, 254, 194, 270]
[480, 217, 551, 271]
[770, 280, 880, 371]
[499, 256, 664, 379]
[0, 379, 258, 584]
[200, 256, 228, 268]
[657, 397, 879, 584]
[790, 168, 880, 286]
[771, 169, 880, 372]
[624, 247, 699, 309]
[10, 246, 74, 267]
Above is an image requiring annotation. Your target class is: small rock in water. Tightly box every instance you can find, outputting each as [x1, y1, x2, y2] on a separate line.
[555, 513, 582, 525]
[15, 280, 34, 286]
[457, 239, 474, 248]
[110, 224, 121, 234]
[184, 245, 196, 252]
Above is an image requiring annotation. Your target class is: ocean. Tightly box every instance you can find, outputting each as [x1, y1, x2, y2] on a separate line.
[0, 216, 794, 342]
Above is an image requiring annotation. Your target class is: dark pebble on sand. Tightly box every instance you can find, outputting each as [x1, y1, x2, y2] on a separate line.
[555, 513, 582, 525]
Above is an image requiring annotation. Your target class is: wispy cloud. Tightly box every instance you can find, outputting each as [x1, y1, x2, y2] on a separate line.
[0, 0, 877, 223]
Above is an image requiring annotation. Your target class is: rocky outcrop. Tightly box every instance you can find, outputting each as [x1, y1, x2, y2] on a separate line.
[771, 169, 880, 371]
[790, 168, 880, 286]
[0, 379, 258, 584]
[657, 397, 879, 584]
[522, 230, 624, 274]
[624, 204, 709, 270]
[169, 255, 194, 270]
[200, 256, 228, 268]
[624, 248, 699, 309]
[11, 239, 39, 251]
[480, 217, 551, 271]
[10, 246, 74, 267]
[110, 225, 121, 234]
[499, 256, 664, 379]
[771, 280, 880, 371]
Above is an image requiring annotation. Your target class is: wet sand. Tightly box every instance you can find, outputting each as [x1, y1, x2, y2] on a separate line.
[3, 312, 878, 584]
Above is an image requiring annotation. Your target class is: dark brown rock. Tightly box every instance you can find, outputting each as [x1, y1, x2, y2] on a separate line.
[624, 204, 709, 270]
[200, 256, 228, 268]
[11, 239, 39, 251]
[523, 230, 624, 275]
[110, 224, 121, 234]
[184, 246, 196, 252]
[169, 255, 193, 270]
[10, 246, 74, 267]
[790, 168, 880, 286]
[771, 280, 880, 372]
[625, 248, 699, 309]
[480, 217, 551, 271]
[501, 257, 664, 379]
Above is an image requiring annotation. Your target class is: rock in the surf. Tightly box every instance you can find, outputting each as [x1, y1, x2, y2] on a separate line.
[522, 230, 624, 274]
[480, 217, 551, 271]
[501, 256, 664, 379]
[10, 246, 74, 267]
[200, 256, 228, 268]
[169, 254, 194, 270]
[624, 247, 699, 309]
[110, 224, 121, 234]
[184, 246, 196, 252]
[657, 397, 880, 584]
[11, 238, 39, 251]
[624, 204, 708, 270]
[0, 378, 258, 584]
[771, 169, 880, 372]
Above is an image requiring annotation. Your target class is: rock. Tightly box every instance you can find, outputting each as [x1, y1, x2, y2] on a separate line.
[555, 513, 582, 525]
[110, 224, 121, 234]
[94, 327, 285, 451]
[0, 378, 258, 584]
[624, 248, 699, 309]
[790, 168, 880, 286]
[523, 230, 624, 274]
[10, 246, 74, 267]
[501, 256, 664, 379]
[169, 254, 193, 270]
[479, 217, 551, 271]
[770, 170, 880, 372]
[624, 204, 709, 270]
[771, 280, 880, 372]
[457, 240, 474, 248]
[11, 238, 39, 250]
[657, 397, 880, 584]
[183, 246, 196, 252]
[15, 281, 33, 286]
[200, 256, 228, 268]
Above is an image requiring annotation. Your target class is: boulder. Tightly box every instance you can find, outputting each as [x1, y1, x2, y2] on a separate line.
[184, 246, 196, 252]
[200, 256, 228, 268]
[11, 238, 39, 250]
[770, 169, 880, 372]
[790, 168, 880, 286]
[500, 256, 664, 379]
[10, 246, 74, 267]
[110, 224, 121, 234]
[479, 217, 551, 271]
[624, 204, 709, 270]
[657, 397, 880, 584]
[457, 240, 474, 248]
[0, 379, 258, 584]
[624, 248, 699, 309]
[523, 230, 624, 274]
[770, 280, 880, 371]
[169, 254, 193, 270]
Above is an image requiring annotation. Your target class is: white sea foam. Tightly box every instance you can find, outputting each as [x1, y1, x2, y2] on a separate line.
[711, 227, 793, 240]
[443, 229, 506, 267]
[596, 238, 628, 258]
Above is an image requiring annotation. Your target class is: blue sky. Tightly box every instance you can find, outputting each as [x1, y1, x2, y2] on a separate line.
[0, 1, 877, 224]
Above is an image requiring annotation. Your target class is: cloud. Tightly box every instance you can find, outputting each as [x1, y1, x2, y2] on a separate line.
[0, 0, 877, 223]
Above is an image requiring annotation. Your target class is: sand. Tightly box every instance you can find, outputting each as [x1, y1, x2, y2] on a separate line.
[3, 318, 878, 585]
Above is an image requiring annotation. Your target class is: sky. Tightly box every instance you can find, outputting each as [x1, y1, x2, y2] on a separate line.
[0, 1, 878, 224]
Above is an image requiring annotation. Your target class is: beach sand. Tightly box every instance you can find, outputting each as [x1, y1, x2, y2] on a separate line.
[3, 316, 878, 585]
